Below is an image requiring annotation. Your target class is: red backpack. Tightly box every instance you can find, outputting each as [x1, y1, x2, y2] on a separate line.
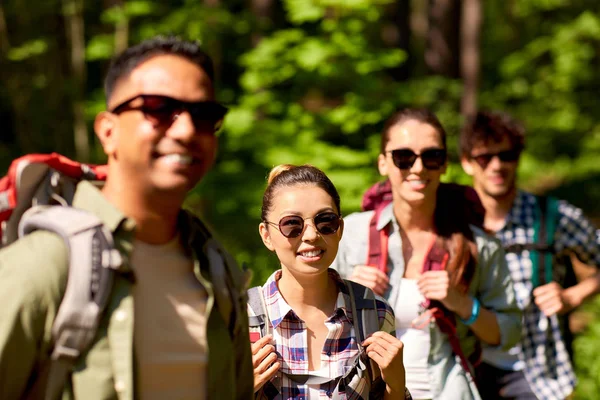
[361, 179, 485, 378]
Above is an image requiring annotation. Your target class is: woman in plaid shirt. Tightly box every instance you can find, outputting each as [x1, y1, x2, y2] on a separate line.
[251, 164, 410, 399]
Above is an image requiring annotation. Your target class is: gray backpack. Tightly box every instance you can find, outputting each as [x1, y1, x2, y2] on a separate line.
[247, 279, 385, 399]
[0, 155, 248, 400]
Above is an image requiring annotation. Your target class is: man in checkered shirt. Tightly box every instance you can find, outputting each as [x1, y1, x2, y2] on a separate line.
[459, 110, 600, 400]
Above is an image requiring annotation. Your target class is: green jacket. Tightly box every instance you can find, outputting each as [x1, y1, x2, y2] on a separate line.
[0, 182, 254, 400]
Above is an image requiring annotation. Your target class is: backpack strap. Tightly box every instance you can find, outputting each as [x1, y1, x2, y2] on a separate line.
[247, 286, 272, 341]
[366, 207, 391, 274]
[504, 196, 559, 288]
[345, 280, 381, 382]
[421, 239, 478, 379]
[18, 206, 121, 400]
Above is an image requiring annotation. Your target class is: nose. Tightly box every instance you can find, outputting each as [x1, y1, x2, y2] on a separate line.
[301, 221, 319, 242]
[487, 154, 503, 170]
[409, 155, 425, 173]
[166, 110, 197, 142]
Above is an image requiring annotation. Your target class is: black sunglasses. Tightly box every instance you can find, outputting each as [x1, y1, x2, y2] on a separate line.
[110, 94, 229, 133]
[265, 212, 342, 239]
[388, 148, 447, 170]
[470, 149, 521, 169]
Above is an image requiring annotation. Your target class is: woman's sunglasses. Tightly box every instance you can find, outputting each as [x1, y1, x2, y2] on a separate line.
[388, 148, 447, 170]
[110, 94, 229, 133]
[470, 149, 521, 169]
[264, 212, 342, 239]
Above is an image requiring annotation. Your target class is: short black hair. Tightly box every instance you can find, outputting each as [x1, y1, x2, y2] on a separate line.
[460, 110, 525, 157]
[104, 36, 215, 102]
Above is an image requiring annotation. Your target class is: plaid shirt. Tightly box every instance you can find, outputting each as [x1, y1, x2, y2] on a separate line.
[489, 190, 600, 400]
[256, 269, 397, 400]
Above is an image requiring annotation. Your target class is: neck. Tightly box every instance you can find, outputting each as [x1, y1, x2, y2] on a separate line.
[102, 168, 185, 244]
[393, 195, 437, 233]
[277, 268, 338, 313]
[475, 185, 517, 232]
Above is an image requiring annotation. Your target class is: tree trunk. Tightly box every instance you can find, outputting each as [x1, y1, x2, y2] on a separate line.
[425, 0, 461, 77]
[0, 3, 9, 53]
[113, 0, 129, 55]
[63, 0, 89, 161]
[250, 0, 273, 46]
[460, 0, 481, 119]
[382, 0, 411, 80]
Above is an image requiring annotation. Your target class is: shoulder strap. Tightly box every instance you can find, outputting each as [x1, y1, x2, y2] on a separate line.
[366, 207, 391, 274]
[345, 280, 381, 382]
[530, 195, 559, 288]
[247, 286, 272, 340]
[18, 206, 121, 400]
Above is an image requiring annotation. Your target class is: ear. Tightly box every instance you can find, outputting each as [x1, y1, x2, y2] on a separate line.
[259, 222, 275, 252]
[377, 153, 388, 177]
[461, 156, 475, 176]
[94, 111, 118, 157]
[337, 218, 344, 240]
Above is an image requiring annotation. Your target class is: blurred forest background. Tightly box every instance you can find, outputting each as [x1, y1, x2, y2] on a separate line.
[1, 0, 600, 396]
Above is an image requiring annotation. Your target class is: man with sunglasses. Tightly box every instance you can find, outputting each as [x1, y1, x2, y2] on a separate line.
[460, 110, 600, 400]
[0, 37, 253, 399]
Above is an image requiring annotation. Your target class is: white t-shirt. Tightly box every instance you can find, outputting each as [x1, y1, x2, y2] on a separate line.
[395, 278, 433, 400]
[131, 236, 208, 400]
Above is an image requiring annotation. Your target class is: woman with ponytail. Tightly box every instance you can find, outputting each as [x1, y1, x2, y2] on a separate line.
[332, 109, 521, 399]
[249, 164, 411, 399]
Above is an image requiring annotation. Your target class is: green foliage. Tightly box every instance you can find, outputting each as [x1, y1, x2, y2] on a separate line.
[2, 0, 600, 395]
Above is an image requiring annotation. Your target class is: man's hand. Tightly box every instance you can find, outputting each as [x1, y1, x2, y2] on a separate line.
[363, 331, 406, 396]
[251, 334, 280, 392]
[350, 265, 389, 296]
[417, 270, 471, 318]
[533, 282, 579, 317]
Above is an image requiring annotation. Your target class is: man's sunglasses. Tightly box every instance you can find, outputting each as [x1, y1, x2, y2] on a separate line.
[110, 94, 229, 133]
[387, 148, 447, 170]
[264, 212, 342, 239]
[470, 149, 521, 169]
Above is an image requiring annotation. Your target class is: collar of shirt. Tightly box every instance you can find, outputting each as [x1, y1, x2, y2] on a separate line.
[503, 190, 532, 229]
[375, 202, 395, 231]
[262, 268, 352, 330]
[71, 181, 209, 276]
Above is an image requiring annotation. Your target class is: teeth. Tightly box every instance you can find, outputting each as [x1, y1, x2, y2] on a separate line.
[300, 250, 322, 257]
[161, 154, 193, 165]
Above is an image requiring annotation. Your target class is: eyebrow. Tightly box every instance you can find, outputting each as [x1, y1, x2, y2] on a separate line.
[277, 207, 336, 218]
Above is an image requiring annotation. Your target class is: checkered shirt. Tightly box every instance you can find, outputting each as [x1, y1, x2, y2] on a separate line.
[256, 269, 397, 400]
[494, 191, 600, 400]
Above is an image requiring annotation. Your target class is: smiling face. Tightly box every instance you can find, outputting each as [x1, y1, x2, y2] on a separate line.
[461, 136, 519, 199]
[378, 119, 447, 206]
[95, 54, 218, 195]
[259, 184, 343, 277]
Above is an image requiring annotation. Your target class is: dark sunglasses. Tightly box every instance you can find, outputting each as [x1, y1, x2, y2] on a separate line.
[110, 94, 229, 133]
[265, 212, 342, 239]
[470, 149, 521, 169]
[388, 148, 447, 170]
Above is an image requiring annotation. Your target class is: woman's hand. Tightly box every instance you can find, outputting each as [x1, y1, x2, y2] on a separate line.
[363, 331, 406, 396]
[350, 265, 389, 296]
[251, 334, 280, 392]
[417, 270, 471, 318]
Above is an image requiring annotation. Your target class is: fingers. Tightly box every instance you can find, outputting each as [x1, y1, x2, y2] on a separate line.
[254, 357, 280, 391]
[362, 331, 403, 349]
[533, 282, 563, 316]
[252, 335, 276, 368]
[351, 265, 389, 295]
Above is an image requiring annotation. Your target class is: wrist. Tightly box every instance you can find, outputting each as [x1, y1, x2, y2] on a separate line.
[456, 294, 474, 320]
[459, 296, 480, 326]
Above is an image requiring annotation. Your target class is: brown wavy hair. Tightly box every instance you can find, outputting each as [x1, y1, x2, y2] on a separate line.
[381, 108, 479, 293]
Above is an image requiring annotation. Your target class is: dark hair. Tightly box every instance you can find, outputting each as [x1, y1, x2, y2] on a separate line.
[104, 36, 215, 102]
[380, 108, 447, 154]
[460, 110, 525, 157]
[261, 164, 341, 221]
[380, 107, 477, 293]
